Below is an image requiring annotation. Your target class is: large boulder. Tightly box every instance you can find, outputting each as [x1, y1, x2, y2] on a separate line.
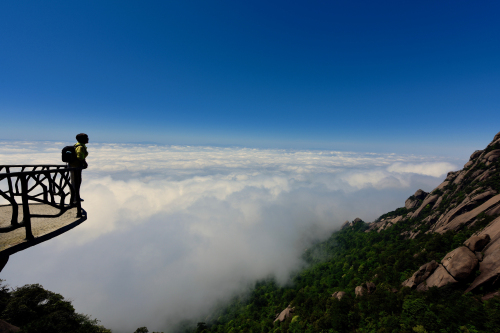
[465, 247, 500, 293]
[464, 234, 491, 252]
[441, 246, 478, 280]
[355, 285, 366, 297]
[0, 319, 20, 333]
[471, 216, 500, 257]
[417, 265, 458, 291]
[402, 260, 439, 288]
[274, 306, 295, 322]
[332, 291, 346, 300]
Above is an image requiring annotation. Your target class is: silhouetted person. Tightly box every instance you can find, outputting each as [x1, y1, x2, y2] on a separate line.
[69, 133, 89, 203]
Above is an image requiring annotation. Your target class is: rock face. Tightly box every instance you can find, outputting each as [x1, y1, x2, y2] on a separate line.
[332, 291, 346, 300]
[432, 194, 500, 234]
[464, 234, 491, 252]
[465, 248, 500, 293]
[405, 189, 428, 209]
[441, 246, 478, 280]
[473, 216, 500, 257]
[412, 194, 440, 218]
[402, 261, 439, 288]
[274, 306, 295, 322]
[0, 319, 20, 333]
[417, 265, 458, 291]
[361, 131, 500, 295]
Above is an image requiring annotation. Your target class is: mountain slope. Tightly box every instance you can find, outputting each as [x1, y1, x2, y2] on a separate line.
[184, 131, 500, 333]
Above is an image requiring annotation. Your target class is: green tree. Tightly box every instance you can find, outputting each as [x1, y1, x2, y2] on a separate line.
[2, 284, 109, 333]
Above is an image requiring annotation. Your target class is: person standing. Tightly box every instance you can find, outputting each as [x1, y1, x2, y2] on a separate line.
[69, 133, 89, 202]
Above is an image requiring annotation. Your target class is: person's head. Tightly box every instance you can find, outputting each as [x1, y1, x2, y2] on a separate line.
[76, 133, 89, 144]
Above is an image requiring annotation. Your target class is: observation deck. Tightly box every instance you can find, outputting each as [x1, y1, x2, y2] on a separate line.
[0, 165, 87, 271]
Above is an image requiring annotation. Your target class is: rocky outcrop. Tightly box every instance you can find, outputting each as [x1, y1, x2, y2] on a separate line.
[332, 291, 346, 300]
[342, 218, 363, 230]
[441, 246, 478, 280]
[355, 285, 366, 297]
[473, 216, 500, 256]
[412, 194, 440, 218]
[405, 189, 428, 209]
[355, 282, 376, 297]
[407, 246, 479, 290]
[417, 265, 458, 291]
[0, 319, 20, 333]
[465, 247, 500, 293]
[402, 261, 439, 288]
[340, 220, 351, 230]
[483, 150, 500, 166]
[274, 305, 295, 322]
[432, 194, 500, 234]
[464, 234, 491, 252]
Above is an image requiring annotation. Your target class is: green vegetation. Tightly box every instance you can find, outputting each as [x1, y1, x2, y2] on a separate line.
[179, 217, 500, 333]
[0, 282, 111, 333]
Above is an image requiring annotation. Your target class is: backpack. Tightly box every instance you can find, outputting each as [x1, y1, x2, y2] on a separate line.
[61, 145, 77, 163]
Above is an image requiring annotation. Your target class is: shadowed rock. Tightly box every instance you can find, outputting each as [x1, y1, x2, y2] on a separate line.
[482, 291, 500, 301]
[441, 246, 478, 280]
[473, 217, 500, 257]
[402, 261, 439, 289]
[464, 234, 491, 252]
[0, 319, 20, 332]
[466, 248, 500, 293]
[365, 282, 376, 294]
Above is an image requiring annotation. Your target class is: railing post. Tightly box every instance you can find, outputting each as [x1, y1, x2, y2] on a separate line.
[20, 174, 35, 241]
[6, 167, 19, 226]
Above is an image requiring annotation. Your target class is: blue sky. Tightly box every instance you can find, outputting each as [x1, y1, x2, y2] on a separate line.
[1, 1, 499, 155]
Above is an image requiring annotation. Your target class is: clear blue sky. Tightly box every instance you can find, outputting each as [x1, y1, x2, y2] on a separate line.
[1, 1, 499, 156]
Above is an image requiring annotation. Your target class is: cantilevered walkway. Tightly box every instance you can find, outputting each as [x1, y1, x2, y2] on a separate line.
[0, 165, 87, 271]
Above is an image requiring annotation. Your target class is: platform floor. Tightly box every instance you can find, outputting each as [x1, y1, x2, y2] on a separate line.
[0, 204, 84, 254]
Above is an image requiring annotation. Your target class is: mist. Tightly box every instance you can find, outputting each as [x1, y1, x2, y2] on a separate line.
[0, 141, 464, 332]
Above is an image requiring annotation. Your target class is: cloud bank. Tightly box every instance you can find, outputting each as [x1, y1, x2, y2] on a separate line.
[0, 141, 461, 332]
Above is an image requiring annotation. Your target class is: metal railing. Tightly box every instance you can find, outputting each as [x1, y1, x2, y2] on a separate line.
[0, 165, 82, 241]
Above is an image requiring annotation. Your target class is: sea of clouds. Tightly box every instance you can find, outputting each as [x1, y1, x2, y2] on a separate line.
[0, 141, 463, 332]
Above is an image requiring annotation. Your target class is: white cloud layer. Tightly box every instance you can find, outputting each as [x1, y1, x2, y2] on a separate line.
[0, 141, 461, 332]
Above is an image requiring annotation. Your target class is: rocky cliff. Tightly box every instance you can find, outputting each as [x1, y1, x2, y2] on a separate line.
[364, 131, 500, 295]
